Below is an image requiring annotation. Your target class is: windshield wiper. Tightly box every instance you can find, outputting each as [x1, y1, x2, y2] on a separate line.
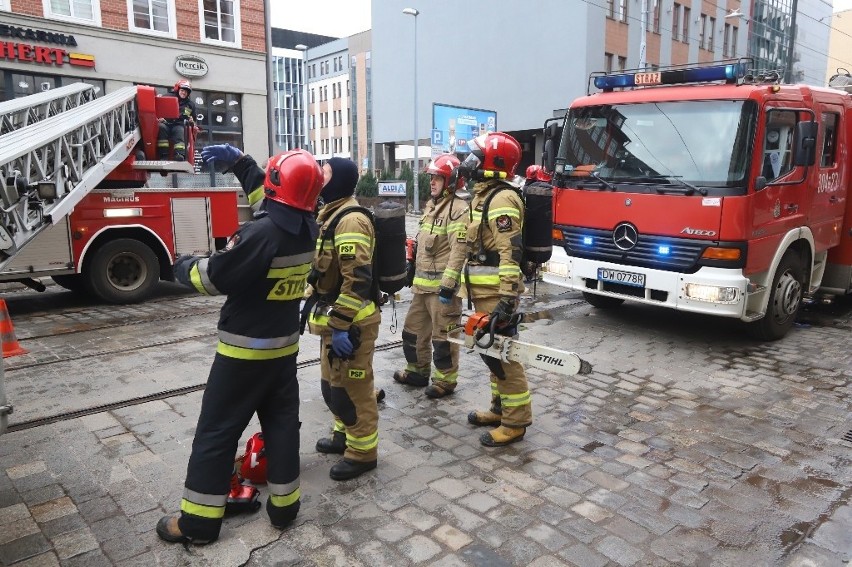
[583, 171, 617, 191]
[637, 175, 707, 196]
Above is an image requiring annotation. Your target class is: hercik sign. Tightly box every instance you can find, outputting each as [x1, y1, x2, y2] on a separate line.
[175, 55, 209, 78]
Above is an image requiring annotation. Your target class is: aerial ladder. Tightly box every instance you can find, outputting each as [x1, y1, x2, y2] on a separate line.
[0, 83, 193, 272]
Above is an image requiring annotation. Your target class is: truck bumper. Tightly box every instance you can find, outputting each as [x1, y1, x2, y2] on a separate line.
[544, 249, 749, 319]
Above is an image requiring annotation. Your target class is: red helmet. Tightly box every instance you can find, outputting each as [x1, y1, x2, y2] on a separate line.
[237, 432, 267, 485]
[264, 149, 325, 211]
[174, 80, 192, 93]
[426, 153, 463, 191]
[525, 164, 552, 183]
[463, 132, 522, 178]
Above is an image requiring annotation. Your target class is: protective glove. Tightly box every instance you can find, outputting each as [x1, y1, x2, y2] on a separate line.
[438, 286, 455, 305]
[490, 297, 517, 324]
[331, 328, 354, 358]
[200, 143, 242, 170]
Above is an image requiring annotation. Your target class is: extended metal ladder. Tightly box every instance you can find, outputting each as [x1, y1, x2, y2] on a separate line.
[0, 86, 141, 269]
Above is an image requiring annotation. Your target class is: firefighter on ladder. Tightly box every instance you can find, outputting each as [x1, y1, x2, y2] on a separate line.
[393, 153, 469, 398]
[157, 80, 195, 161]
[455, 132, 532, 447]
[156, 144, 323, 545]
[306, 158, 381, 481]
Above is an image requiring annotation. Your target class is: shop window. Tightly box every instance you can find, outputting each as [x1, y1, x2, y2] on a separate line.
[128, 0, 175, 37]
[200, 0, 240, 47]
[43, 0, 101, 25]
[156, 85, 243, 161]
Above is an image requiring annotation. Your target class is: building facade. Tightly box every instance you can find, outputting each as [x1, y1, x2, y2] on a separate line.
[305, 37, 350, 162]
[1, 0, 269, 165]
[348, 30, 372, 172]
[826, 8, 852, 85]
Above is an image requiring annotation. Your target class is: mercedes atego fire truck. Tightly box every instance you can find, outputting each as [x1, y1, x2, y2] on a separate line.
[545, 60, 852, 340]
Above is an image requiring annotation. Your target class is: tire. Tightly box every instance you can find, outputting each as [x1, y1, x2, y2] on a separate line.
[747, 251, 804, 341]
[583, 292, 625, 309]
[51, 274, 86, 293]
[86, 239, 160, 304]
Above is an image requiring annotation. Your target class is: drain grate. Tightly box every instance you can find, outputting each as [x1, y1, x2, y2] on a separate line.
[843, 430, 852, 443]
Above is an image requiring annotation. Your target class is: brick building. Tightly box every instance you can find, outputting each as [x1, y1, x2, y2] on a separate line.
[0, 0, 270, 159]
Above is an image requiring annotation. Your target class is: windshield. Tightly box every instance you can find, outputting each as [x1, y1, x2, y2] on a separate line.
[559, 100, 756, 192]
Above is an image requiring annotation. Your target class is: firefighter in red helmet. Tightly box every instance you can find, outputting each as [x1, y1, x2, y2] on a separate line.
[156, 144, 323, 545]
[393, 153, 469, 398]
[452, 131, 533, 447]
[157, 79, 196, 161]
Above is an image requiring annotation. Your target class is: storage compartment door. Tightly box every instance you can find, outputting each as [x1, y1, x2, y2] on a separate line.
[172, 197, 214, 256]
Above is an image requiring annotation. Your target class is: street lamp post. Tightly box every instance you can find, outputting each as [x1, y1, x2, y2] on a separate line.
[403, 7, 420, 213]
[295, 44, 310, 152]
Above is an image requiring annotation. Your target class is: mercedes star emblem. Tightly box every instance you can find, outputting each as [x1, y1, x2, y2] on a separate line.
[613, 223, 639, 251]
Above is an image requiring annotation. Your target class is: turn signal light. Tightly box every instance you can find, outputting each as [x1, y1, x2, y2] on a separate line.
[701, 247, 741, 261]
[552, 228, 563, 240]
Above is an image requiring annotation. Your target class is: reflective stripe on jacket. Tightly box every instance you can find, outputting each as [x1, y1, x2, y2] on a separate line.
[412, 193, 469, 294]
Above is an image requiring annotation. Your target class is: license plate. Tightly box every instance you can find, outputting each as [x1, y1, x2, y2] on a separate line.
[598, 268, 645, 287]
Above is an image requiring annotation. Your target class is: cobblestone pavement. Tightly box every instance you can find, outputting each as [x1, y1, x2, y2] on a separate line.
[0, 262, 850, 564]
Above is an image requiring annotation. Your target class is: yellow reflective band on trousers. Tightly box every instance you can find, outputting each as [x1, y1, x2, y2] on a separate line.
[346, 430, 378, 451]
[269, 487, 300, 508]
[247, 185, 264, 209]
[309, 301, 377, 327]
[434, 367, 457, 384]
[333, 419, 345, 433]
[181, 498, 225, 519]
[501, 390, 531, 407]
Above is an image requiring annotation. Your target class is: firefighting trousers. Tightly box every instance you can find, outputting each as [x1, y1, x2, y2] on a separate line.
[178, 353, 301, 541]
[157, 122, 187, 155]
[471, 296, 533, 428]
[402, 292, 462, 386]
[319, 320, 380, 463]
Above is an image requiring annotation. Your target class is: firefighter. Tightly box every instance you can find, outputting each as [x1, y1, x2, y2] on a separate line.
[306, 157, 381, 481]
[157, 79, 196, 161]
[449, 131, 532, 447]
[156, 144, 323, 545]
[393, 153, 468, 398]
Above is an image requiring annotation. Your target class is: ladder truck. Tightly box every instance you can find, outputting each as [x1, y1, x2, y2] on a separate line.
[0, 82, 240, 304]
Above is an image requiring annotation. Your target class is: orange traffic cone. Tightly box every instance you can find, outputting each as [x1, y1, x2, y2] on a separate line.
[0, 299, 27, 358]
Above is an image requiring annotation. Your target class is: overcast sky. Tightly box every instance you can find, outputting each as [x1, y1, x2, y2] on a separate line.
[270, 0, 372, 38]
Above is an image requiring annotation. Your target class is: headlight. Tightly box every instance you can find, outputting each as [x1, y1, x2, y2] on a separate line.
[684, 283, 738, 303]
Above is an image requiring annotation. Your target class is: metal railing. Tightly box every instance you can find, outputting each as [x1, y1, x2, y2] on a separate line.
[0, 83, 97, 135]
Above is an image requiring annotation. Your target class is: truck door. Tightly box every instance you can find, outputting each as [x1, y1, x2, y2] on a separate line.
[809, 104, 846, 252]
[749, 105, 810, 271]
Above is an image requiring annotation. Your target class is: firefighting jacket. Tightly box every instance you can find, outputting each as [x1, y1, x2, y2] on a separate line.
[307, 196, 380, 334]
[460, 179, 525, 300]
[174, 159, 315, 360]
[413, 194, 469, 294]
[164, 93, 196, 125]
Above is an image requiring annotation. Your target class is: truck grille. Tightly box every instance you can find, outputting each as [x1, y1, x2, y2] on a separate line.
[560, 226, 706, 273]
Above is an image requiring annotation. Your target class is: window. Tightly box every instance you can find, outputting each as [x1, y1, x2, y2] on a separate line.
[731, 26, 738, 57]
[761, 110, 797, 182]
[617, 56, 627, 71]
[672, 4, 680, 39]
[699, 14, 706, 49]
[0, 0, 9, 10]
[723, 23, 730, 56]
[606, 0, 615, 18]
[820, 113, 838, 167]
[618, 0, 627, 22]
[682, 8, 690, 42]
[605, 53, 613, 73]
[708, 17, 715, 51]
[200, 0, 239, 47]
[43, 0, 101, 25]
[652, 0, 660, 33]
[128, 0, 174, 36]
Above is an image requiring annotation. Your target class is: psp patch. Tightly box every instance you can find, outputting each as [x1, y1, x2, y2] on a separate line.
[338, 243, 356, 259]
[495, 215, 513, 232]
[348, 368, 366, 380]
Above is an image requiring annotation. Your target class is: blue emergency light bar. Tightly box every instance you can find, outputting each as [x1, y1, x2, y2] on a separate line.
[594, 62, 747, 91]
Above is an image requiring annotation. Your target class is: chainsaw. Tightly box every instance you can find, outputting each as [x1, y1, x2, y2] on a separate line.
[447, 311, 592, 377]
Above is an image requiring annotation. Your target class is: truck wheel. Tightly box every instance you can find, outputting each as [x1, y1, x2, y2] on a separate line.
[51, 274, 86, 293]
[86, 239, 160, 304]
[583, 292, 625, 309]
[747, 251, 803, 341]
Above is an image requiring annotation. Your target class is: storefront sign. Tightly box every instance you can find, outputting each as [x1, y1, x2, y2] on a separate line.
[0, 43, 95, 68]
[0, 24, 77, 47]
[175, 55, 208, 78]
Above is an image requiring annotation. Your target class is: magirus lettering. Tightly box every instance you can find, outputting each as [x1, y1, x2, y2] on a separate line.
[535, 354, 564, 366]
[680, 227, 717, 236]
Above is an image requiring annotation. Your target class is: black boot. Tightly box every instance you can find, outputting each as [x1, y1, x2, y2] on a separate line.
[329, 458, 377, 481]
[156, 515, 215, 545]
[315, 431, 346, 454]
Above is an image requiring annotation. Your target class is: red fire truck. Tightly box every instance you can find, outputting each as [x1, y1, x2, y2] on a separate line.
[545, 61, 851, 340]
[0, 83, 240, 303]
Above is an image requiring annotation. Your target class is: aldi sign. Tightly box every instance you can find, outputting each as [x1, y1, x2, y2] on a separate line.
[378, 181, 406, 197]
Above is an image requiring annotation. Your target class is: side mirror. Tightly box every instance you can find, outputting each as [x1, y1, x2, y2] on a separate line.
[544, 139, 555, 173]
[755, 176, 768, 191]
[792, 121, 817, 166]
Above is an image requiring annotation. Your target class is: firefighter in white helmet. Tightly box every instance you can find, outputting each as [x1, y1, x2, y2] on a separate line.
[393, 153, 469, 398]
